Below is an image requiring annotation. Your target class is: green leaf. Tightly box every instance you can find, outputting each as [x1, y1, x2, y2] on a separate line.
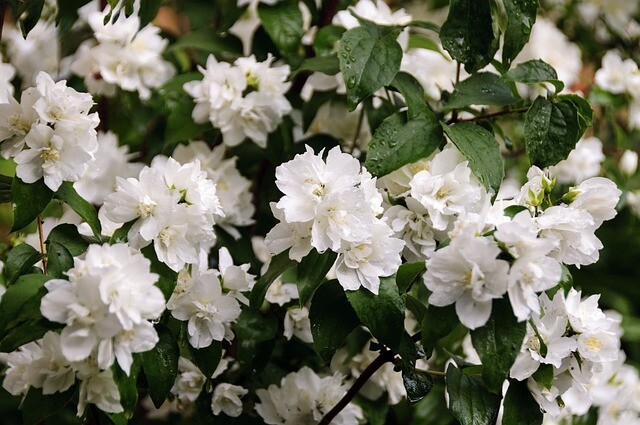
[168, 28, 242, 56]
[314, 25, 345, 56]
[532, 363, 554, 390]
[296, 249, 337, 306]
[310, 280, 361, 363]
[524, 97, 580, 168]
[405, 294, 428, 325]
[55, 182, 101, 239]
[164, 95, 210, 148]
[5, 244, 41, 285]
[396, 262, 426, 293]
[421, 304, 459, 357]
[502, 379, 543, 425]
[258, 0, 304, 58]
[346, 276, 405, 351]
[339, 21, 403, 110]
[409, 20, 441, 33]
[470, 298, 526, 393]
[18, 0, 45, 36]
[502, 0, 539, 68]
[504, 205, 528, 218]
[141, 245, 178, 302]
[109, 220, 135, 244]
[250, 250, 297, 311]
[446, 364, 501, 425]
[440, 0, 500, 73]
[445, 72, 520, 110]
[56, 0, 92, 37]
[365, 111, 444, 177]
[138, 0, 161, 27]
[22, 385, 77, 425]
[46, 241, 74, 279]
[189, 340, 222, 379]
[558, 94, 593, 135]
[142, 326, 180, 408]
[112, 357, 141, 419]
[503, 60, 563, 92]
[11, 177, 53, 232]
[0, 319, 59, 353]
[403, 368, 434, 404]
[442, 122, 505, 193]
[297, 55, 341, 76]
[0, 273, 50, 334]
[390, 72, 433, 119]
[235, 309, 278, 369]
[47, 224, 89, 256]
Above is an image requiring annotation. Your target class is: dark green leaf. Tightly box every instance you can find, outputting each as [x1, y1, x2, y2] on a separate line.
[339, 21, 402, 110]
[235, 309, 278, 369]
[422, 304, 459, 356]
[445, 72, 520, 110]
[55, 182, 101, 239]
[0, 319, 59, 353]
[314, 25, 345, 56]
[356, 394, 389, 425]
[503, 59, 563, 92]
[502, 0, 538, 68]
[442, 122, 505, 193]
[470, 298, 526, 393]
[310, 280, 361, 363]
[502, 379, 543, 425]
[409, 20, 441, 33]
[405, 294, 428, 325]
[47, 224, 89, 256]
[396, 262, 426, 293]
[139, 0, 161, 27]
[346, 276, 405, 351]
[168, 28, 242, 56]
[440, 0, 500, 73]
[403, 368, 434, 404]
[143, 326, 180, 408]
[109, 220, 135, 244]
[524, 97, 580, 168]
[446, 364, 501, 425]
[22, 385, 77, 425]
[297, 55, 341, 76]
[258, 0, 304, 58]
[112, 357, 141, 419]
[5, 244, 41, 285]
[558, 94, 593, 135]
[46, 241, 74, 279]
[56, 0, 92, 37]
[164, 95, 209, 147]
[141, 245, 178, 302]
[532, 363, 554, 389]
[390, 72, 433, 119]
[18, 0, 45, 36]
[11, 177, 53, 232]
[250, 250, 297, 311]
[0, 273, 50, 334]
[296, 249, 337, 306]
[365, 111, 444, 177]
[504, 205, 528, 218]
[189, 340, 222, 379]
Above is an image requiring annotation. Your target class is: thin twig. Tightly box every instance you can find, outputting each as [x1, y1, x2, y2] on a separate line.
[347, 107, 366, 154]
[37, 215, 48, 274]
[319, 0, 340, 27]
[450, 106, 530, 124]
[449, 62, 461, 123]
[0, 3, 7, 42]
[319, 348, 396, 425]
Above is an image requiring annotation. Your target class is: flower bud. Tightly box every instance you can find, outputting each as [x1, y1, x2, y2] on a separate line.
[619, 150, 638, 176]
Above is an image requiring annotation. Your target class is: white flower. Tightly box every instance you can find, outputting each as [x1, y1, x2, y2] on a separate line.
[566, 177, 621, 227]
[284, 307, 313, 343]
[334, 219, 404, 294]
[265, 203, 313, 262]
[516, 165, 555, 208]
[423, 232, 509, 329]
[71, 5, 174, 100]
[401, 48, 456, 101]
[2, 341, 42, 396]
[555, 137, 605, 185]
[75, 131, 143, 205]
[0, 55, 16, 103]
[619, 150, 638, 175]
[377, 157, 433, 198]
[384, 197, 437, 262]
[265, 278, 299, 306]
[595, 50, 640, 95]
[77, 368, 123, 416]
[29, 332, 76, 395]
[219, 247, 256, 305]
[184, 54, 291, 147]
[173, 141, 254, 238]
[409, 144, 485, 232]
[211, 383, 247, 417]
[168, 270, 241, 348]
[255, 366, 363, 424]
[171, 357, 206, 404]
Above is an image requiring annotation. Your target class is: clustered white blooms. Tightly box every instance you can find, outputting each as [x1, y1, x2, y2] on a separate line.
[510, 289, 622, 417]
[265, 145, 404, 294]
[2, 244, 165, 415]
[185, 54, 292, 148]
[103, 156, 223, 271]
[554, 137, 605, 184]
[172, 141, 255, 238]
[255, 366, 364, 424]
[594, 50, 640, 129]
[71, 1, 175, 100]
[0, 72, 99, 191]
[0, 54, 16, 104]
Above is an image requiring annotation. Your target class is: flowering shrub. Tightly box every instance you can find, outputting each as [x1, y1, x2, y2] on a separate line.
[0, 0, 639, 424]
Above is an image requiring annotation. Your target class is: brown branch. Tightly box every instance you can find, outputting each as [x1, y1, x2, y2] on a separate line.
[0, 3, 7, 42]
[449, 62, 461, 123]
[319, 0, 340, 27]
[37, 215, 48, 274]
[450, 106, 530, 124]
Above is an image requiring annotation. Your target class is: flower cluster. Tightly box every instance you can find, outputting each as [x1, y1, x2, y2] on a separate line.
[103, 157, 223, 271]
[185, 54, 292, 147]
[255, 366, 363, 424]
[0, 72, 99, 191]
[510, 289, 621, 417]
[595, 50, 640, 129]
[71, 2, 175, 100]
[265, 145, 404, 294]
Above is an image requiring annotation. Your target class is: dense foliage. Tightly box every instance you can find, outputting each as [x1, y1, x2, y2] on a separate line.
[0, 0, 639, 424]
